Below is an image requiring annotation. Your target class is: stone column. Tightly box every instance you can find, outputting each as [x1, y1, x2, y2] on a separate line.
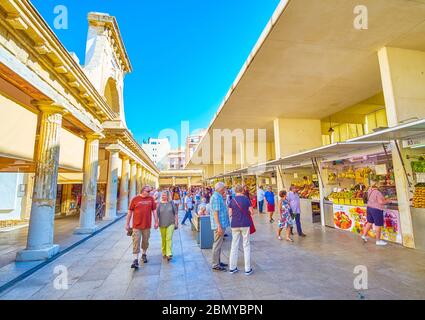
[75, 133, 102, 234]
[118, 156, 130, 214]
[172, 176, 176, 186]
[16, 104, 66, 261]
[129, 160, 137, 201]
[188, 176, 192, 189]
[136, 165, 142, 194]
[377, 47, 425, 248]
[104, 145, 121, 220]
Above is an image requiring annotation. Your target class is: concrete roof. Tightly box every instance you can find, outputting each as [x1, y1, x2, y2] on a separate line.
[189, 0, 425, 164]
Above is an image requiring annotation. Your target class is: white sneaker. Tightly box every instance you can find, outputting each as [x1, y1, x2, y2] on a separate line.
[361, 235, 368, 243]
[376, 240, 387, 246]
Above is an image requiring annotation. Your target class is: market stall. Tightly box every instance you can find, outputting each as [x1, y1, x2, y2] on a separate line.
[321, 150, 402, 244]
[278, 164, 321, 224]
[348, 118, 425, 250]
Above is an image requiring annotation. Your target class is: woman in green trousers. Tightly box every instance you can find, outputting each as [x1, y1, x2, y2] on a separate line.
[157, 191, 178, 261]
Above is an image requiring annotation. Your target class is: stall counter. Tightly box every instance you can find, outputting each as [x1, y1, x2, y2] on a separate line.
[411, 207, 425, 251]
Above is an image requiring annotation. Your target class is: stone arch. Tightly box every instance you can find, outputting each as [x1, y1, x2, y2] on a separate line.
[104, 77, 120, 114]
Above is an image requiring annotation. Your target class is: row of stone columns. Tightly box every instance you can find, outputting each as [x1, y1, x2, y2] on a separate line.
[16, 104, 158, 261]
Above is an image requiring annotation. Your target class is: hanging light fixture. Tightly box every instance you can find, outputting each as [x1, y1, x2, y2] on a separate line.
[328, 116, 335, 134]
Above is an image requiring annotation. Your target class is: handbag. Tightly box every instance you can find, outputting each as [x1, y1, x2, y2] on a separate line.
[233, 199, 256, 234]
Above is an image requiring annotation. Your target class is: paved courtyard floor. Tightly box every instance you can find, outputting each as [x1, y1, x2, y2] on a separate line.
[0, 215, 121, 289]
[1, 210, 425, 300]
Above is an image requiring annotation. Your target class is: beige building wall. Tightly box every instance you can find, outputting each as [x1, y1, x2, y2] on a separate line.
[273, 118, 322, 159]
[0, 93, 37, 160]
[59, 128, 85, 171]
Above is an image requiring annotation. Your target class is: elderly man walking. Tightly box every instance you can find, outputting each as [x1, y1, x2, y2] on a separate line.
[126, 185, 158, 269]
[210, 182, 230, 271]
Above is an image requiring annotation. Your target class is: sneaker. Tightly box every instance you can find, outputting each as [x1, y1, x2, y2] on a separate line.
[219, 262, 228, 268]
[245, 269, 253, 276]
[376, 240, 387, 246]
[299, 233, 306, 237]
[212, 265, 227, 272]
[141, 254, 148, 263]
[277, 236, 282, 241]
[229, 268, 239, 274]
[361, 235, 368, 243]
[131, 259, 139, 269]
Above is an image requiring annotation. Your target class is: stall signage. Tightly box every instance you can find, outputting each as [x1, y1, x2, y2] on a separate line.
[375, 164, 387, 175]
[332, 205, 402, 244]
[403, 136, 425, 149]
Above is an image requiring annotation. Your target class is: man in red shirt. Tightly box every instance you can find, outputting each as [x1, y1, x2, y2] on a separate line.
[126, 185, 158, 269]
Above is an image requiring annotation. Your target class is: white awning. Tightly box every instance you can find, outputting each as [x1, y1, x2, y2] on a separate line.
[267, 142, 388, 167]
[348, 118, 425, 143]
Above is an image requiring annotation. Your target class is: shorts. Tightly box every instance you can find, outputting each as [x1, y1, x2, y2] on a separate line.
[366, 207, 384, 227]
[267, 203, 275, 212]
[132, 228, 151, 254]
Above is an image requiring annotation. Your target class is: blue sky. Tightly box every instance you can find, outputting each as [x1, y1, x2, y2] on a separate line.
[32, 0, 280, 148]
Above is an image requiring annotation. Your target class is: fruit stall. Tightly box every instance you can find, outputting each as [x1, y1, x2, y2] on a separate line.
[278, 164, 322, 224]
[404, 140, 425, 251]
[321, 150, 402, 244]
[242, 175, 257, 196]
[347, 118, 425, 250]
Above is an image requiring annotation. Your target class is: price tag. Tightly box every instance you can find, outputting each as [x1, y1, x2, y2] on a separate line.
[375, 164, 387, 175]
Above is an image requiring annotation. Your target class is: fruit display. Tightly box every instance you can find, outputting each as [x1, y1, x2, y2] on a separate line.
[334, 211, 352, 230]
[298, 186, 320, 200]
[411, 161, 425, 173]
[349, 207, 367, 234]
[243, 176, 257, 194]
[337, 168, 355, 179]
[327, 189, 365, 205]
[413, 183, 425, 208]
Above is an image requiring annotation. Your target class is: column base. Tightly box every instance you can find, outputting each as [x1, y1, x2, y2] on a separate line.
[103, 215, 118, 221]
[74, 225, 99, 235]
[16, 244, 60, 262]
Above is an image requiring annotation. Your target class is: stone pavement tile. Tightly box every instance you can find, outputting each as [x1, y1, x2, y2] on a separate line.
[0, 284, 43, 300]
[91, 283, 130, 300]
[189, 287, 222, 300]
[185, 273, 215, 287]
[360, 288, 401, 300]
[61, 280, 104, 299]
[125, 276, 159, 299]
[159, 269, 185, 281]
[133, 264, 161, 277]
[30, 283, 68, 300]
[219, 286, 256, 300]
[157, 279, 188, 298]
[79, 268, 112, 282]
[159, 292, 189, 300]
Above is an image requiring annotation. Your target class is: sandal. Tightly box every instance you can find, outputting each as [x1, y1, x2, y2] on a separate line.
[286, 238, 294, 242]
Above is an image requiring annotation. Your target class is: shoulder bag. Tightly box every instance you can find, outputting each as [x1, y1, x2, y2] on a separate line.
[232, 198, 256, 234]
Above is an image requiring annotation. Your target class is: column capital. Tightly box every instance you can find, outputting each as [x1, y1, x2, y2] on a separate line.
[86, 132, 105, 140]
[130, 159, 137, 165]
[33, 100, 68, 115]
[105, 144, 121, 153]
